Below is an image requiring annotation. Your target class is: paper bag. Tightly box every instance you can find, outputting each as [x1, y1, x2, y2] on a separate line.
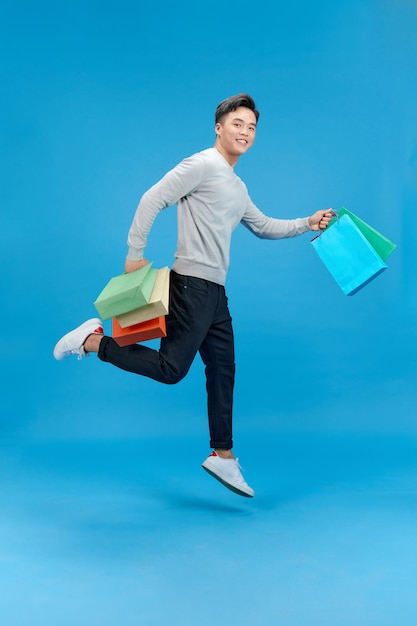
[94, 263, 157, 320]
[330, 207, 396, 261]
[112, 315, 167, 346]
[311, 214, 387, 295]
[115, 266, 170, 328]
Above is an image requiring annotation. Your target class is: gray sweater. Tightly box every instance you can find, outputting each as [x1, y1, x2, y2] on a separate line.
[127, 147, 311, 286]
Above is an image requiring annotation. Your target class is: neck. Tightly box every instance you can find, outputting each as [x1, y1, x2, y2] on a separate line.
[214, 142, 239, 168]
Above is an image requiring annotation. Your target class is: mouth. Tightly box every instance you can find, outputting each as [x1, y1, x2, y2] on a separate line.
[236, 139, 248, 145]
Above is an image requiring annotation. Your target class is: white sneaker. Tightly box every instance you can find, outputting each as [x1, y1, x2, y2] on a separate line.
[53, 318, 104, 360]
[202, 451, 254, 498]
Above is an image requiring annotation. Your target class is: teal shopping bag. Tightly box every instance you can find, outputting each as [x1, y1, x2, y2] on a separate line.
[94, 263, 158, 319]
[311, 214, 387, 295]
[328, 207, 396, 261]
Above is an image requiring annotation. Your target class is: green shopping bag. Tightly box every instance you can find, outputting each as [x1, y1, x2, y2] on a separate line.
[328, 207, 396, 261]
[93, 263, 158, 320]
[311, 214, 388, 295]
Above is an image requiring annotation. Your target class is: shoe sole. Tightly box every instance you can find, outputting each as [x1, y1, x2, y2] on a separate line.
[202, 464, 254, 498]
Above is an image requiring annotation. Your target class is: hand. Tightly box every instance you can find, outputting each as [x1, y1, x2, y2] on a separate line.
[124, 258, 150, 273]
[309, 209, 335, 232]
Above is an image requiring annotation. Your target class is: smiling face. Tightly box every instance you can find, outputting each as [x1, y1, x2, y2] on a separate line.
[214, 106, 257, 167]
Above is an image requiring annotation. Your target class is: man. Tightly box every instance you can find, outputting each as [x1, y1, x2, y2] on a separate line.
[54, 93, 332, 498]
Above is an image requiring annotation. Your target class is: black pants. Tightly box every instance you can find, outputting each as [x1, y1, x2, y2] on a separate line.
[98, 270, 235, 449]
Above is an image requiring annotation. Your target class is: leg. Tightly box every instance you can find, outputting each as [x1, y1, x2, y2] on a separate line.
[53, 274, 255, 497]
[199, 288, 235, 451]
[98, 271, 215, 384]
[198, 286, 254, 497]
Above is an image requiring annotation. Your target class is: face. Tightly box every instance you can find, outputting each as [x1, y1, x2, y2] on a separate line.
[215, 106, 257, 165]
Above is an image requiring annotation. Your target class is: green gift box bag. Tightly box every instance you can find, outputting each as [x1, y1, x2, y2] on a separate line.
[93, 263, 158, 320]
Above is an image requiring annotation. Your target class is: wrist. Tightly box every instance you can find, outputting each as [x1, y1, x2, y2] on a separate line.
[126, 246, 144, 261]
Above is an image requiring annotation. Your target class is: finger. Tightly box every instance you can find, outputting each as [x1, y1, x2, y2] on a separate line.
[319, 214, 332, 229]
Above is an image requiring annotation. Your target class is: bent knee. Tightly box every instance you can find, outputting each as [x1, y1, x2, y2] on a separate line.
[162, 369, 188, 385]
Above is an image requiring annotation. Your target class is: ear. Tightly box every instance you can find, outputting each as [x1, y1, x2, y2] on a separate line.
[215, 122, 222, 136]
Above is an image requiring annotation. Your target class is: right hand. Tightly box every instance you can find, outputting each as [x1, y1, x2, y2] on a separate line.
[124, 258, 150, 273]
[308, 209, 335, 232]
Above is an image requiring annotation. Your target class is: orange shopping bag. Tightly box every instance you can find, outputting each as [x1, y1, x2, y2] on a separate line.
[112, 316, 167, 347]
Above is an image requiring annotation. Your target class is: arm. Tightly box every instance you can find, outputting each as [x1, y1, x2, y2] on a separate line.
[241, 199, 333, 239]
[125, 154, 206, 269]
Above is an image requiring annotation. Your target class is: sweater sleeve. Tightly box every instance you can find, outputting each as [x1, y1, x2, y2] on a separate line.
[127, 154, 206, 260]
[241, 197, 311, 239]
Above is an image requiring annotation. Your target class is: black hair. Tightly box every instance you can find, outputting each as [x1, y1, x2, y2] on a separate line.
[215, 93, 260, 125]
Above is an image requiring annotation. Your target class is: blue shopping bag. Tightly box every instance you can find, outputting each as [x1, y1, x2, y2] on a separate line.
[311, 214, 387, 295]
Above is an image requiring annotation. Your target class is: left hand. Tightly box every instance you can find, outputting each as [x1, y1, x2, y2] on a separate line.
[308, 209, 335, 232]
[124, 258, 150, 273]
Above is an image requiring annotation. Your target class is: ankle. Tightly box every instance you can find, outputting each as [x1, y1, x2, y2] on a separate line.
[84, 333, 103, 353]
[215, 449, 234, 459]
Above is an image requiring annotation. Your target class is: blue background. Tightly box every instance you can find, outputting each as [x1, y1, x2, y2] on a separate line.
[1, 0, 417, 624]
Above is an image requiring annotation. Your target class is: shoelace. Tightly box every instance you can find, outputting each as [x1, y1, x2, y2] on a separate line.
[76, 347, 91, 361]
[67, 345, 87, 361]
[230, 458, 248, 483]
